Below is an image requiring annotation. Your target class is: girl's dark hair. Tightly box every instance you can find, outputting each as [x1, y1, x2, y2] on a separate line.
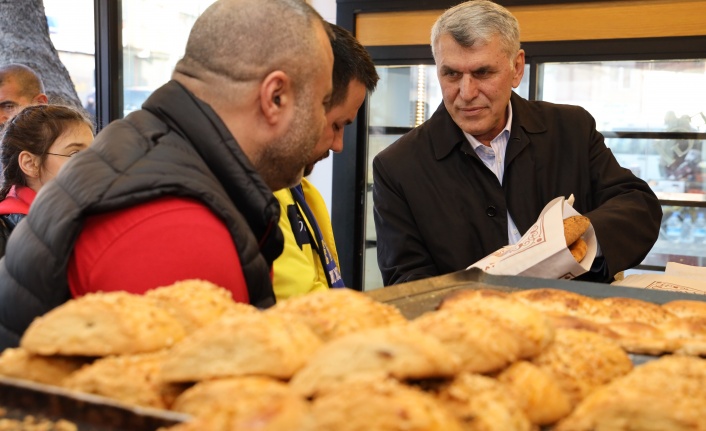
[0, 104, 94, 200]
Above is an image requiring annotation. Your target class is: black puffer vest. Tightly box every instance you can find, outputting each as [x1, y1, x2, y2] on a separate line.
[0, 81, 283, 350]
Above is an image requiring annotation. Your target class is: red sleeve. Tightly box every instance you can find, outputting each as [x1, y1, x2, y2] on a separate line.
[68, 197, 249, 303]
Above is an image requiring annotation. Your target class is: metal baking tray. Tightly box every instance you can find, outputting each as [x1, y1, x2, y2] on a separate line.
[0, 376, 190, 431]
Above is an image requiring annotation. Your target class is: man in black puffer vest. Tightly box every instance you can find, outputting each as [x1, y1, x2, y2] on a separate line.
[0, 0, 334, 351]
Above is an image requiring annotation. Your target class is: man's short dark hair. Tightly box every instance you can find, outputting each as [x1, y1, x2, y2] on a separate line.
[329, 24, 379, 108]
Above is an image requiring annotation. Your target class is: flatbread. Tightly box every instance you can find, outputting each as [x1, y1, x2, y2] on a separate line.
[563, 215, 590, 246]
[21, 291, 186, 356]
[160, 312, 322, 383]
[569, 238, 588, 262]
[288, 325, 460, 398]
[435, 372, 533, 431]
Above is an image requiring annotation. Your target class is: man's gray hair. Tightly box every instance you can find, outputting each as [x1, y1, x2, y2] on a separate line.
[175, 0, 327, 94]
[431, 0, 520, 60]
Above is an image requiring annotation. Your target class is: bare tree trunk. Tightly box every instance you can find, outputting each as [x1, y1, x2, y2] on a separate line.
[0, 0, 82, 109]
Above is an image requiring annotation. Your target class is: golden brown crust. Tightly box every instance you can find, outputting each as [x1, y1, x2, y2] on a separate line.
[554, 355, 706, 431]
[603, 321, 679, 355]
[530, 329, 633, 408]
[563, 215, 590, 246]
[0, 348, 89, 386]
[662, 300, 706, 319]
[410, 309, 522, 374]
[171, 376, 311, 431]
[63, 351, 177, 409]
[658, 317, 706, 356]
[144, 279, 243, 333]
[21, 292, 186, 356]
[511, 288, 612, 323]
[568, 238, 587, 262]
[289, 325, 460, 398]
[496, 361, 573, 426]
[265, 288, 406, 342]
[160, 312, 322, 383]
[308, 379, 464, 431]
[438, 291, 554, 359]
[434, 372, 534, 431]
[601, 296, 677, 325]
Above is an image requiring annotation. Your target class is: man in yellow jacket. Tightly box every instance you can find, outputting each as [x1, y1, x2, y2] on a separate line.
[272, 24, 379, 300]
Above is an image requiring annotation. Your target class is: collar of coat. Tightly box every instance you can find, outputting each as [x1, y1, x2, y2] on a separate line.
[431, 92, 548, 161]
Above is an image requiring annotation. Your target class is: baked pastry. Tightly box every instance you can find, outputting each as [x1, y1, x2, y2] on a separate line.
[63, 350, 179, 409]
[545, 314, 620, 341]
[171, 376, 310, 431]
[496, 360, 573, 426]
[410, 308, 521, 374]
[308, 378, 464, 431]
[160, 312, 322, 383]
[603, 321, 678, 355]
[530, 328, 633, 408]
[658, 316, 706, 356]
[568, 238, 587, 262]
[0, 348, 89, 386]
[554, 355, 706, 431]
[662, 300, 706, 319]
[563, 215, 590, 246]
[289, 325, 460, 398]
[439, 289, 554, 359]
[21, 291, 185, 356]
[145, 279, 245, 333]
[435, 372, 534, 431]
[511, 288, 612, 323]
[265, 288, 406, 342]
[600, 296, 676, 325]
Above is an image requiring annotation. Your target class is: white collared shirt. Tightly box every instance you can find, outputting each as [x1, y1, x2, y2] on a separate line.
[463, 102, 523, 245]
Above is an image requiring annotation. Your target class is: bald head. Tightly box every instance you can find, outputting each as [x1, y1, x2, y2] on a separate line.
[0, 63, 48, 126]
[174, 0, 329, 96]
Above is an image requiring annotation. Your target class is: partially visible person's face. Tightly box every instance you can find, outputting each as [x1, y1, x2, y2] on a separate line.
[435, 33, 524, 146]
[39, 122, 94, 185]
[304, 79, 367, 177]
[0, 78, 35, 127]
[262, 22, 333, 190]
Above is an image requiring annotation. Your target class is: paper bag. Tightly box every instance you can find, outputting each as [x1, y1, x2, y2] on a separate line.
[468, 196, 597, 279]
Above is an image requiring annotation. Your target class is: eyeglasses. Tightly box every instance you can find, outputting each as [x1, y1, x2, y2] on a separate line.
[46, 152, 78, 158]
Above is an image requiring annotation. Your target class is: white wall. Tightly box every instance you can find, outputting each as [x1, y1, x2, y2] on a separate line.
[307, 0, 337, 213]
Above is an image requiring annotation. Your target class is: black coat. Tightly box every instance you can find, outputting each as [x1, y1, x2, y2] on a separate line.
[0, 81, 283, 350]
[373, 93, 662, 285]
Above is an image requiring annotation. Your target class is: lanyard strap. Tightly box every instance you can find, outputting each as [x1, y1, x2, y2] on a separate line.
[290, 185, 344, 288]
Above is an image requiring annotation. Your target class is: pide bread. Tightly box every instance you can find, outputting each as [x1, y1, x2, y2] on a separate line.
[568, 237, 587, 262]
[288, 325, 461, 398]
[554, 355, 706, 431]
[308, 378, 464, 431]
[496, 360, 573, 426]
[171, 376, 311, 431]
[410, 308, 521, 374]
[160, 312, 322, 383]
[662, 300, 706, 319]
[63, 351, 179, 409]
[511, 288, 613, 323]
[600, 297, 677, 325]
[265, 288, 406, 342]
[563, 215, 590, 246]
[438, 289, 555, 359]
[144, 279, 241, 333]
[21, 291, 185, 356]
[0, 348, 89, 386]
[434, 372, 533, 431]
[530, 329, 633, 408]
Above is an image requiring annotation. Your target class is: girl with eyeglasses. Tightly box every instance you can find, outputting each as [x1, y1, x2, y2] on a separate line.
[0, 104, 94, 257]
